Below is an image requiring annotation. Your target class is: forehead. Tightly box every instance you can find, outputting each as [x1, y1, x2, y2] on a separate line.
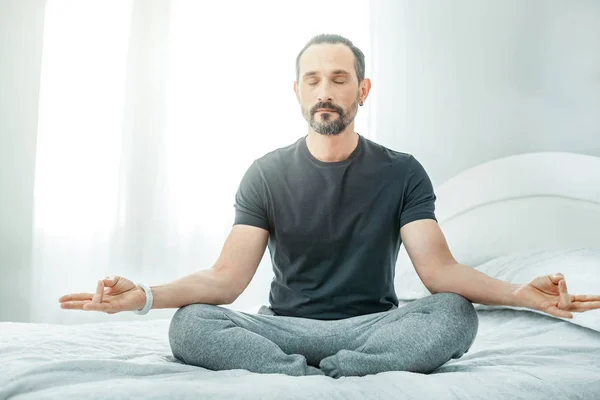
[298, 43, 355, 77]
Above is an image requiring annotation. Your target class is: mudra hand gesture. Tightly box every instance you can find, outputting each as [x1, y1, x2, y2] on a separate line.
[513, 273, 600, 319]
[58, 276, 146, 314]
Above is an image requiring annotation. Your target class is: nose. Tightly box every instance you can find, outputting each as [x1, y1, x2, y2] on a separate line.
[316, 81, 334, 103]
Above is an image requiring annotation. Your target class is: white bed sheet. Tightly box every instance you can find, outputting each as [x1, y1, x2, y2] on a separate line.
[2, 303, 600, 399]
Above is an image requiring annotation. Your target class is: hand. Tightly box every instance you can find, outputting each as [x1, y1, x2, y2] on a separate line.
[58, 276, 147, 314]
[513, 273, 600, 319]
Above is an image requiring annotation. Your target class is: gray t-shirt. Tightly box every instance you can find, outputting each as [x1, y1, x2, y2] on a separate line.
[233, 133, 437, 320]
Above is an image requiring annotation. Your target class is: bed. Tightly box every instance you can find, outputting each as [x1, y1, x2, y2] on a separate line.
[2, 151, 600, 399]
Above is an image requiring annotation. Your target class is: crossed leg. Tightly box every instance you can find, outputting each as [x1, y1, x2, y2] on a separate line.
[168, 292, 478, 378]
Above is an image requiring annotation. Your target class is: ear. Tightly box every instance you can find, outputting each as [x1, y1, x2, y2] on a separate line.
[293, 81, 300, 103]
[359, 78, 372, 104]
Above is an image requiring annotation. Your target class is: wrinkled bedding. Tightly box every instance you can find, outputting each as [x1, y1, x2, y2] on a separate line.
[2, 303, 600, 400]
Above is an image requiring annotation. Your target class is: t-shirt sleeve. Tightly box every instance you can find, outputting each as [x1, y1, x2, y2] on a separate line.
[399, 155, 438, 228]
[233, 160, 271, 231]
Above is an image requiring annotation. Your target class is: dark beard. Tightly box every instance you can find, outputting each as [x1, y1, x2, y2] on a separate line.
[302, 100, 358, 136]
[310, 111, 347, 136]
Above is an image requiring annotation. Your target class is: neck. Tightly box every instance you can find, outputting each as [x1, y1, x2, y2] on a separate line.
[305, 126, 359, 163]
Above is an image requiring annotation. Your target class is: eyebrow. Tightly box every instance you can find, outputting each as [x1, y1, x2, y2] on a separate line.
[302, 70, 351, 79]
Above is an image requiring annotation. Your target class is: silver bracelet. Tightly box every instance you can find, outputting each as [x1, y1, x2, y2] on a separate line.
[133, 282, 153, 315]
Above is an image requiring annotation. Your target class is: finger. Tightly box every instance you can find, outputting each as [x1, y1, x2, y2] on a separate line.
[92, 280, 104, 303]
[102, 276, 121, 295]
[83, 302, 113, 312]
[102, 275, 119, 288]
[62, 300, 115, 313]
[571, 294, 600, 302]
[60, 300, 90, 310]
[570, 301, 600, 312]
[558, 279, 571, 309]
[548, 273, 564, 285]
[547, 305, 573, 319]
[58, 293, 94, 302]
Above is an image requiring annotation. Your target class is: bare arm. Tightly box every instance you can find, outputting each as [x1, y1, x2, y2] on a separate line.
[150, 224, 269, 309]
[148, 269, 238, 310]
[400, 219, 519, 306]
[59, 224, 269, 313]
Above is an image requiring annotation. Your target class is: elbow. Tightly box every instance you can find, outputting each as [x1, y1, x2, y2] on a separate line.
[221, 281, 242, 305]
[210, 267, 241, 305]
[418, 261, 457, 295]
[424, 282, 439, 295]
[426, 286, 440, 295]
[216, 281, 239, 305]
[420, 273, 442, 295]
[222, 291, 238, 305]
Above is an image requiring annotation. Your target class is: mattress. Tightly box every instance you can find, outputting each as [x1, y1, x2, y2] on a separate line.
[2, 303, 600, 399]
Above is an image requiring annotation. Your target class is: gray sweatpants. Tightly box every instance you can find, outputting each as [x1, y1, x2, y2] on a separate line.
[168, 292, 479, 378]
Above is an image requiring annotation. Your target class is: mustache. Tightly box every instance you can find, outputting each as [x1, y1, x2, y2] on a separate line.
[310, 102, 344, 115]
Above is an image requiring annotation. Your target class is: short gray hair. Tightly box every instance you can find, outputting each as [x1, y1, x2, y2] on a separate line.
[295, 33, 366, 83]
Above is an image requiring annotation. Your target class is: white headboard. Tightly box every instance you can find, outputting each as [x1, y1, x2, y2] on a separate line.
[395, 151, 600, 299]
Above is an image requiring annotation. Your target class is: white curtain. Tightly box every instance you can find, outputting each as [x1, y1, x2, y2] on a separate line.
[32, 0, 372, 324]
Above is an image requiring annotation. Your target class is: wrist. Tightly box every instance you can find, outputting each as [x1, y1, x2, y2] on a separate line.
[134, 286, 147, 310]
[511, 283, 529, 308]
[133, 283, 153, 315]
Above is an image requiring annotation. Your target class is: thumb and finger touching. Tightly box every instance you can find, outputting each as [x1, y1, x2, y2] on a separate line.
[528, 273, 573, 319]
[99, 275, 136, 297]
[544, 274, 600, 317]
[58, 275, 137, 313]
[547, 272, 564, 285]
[557, 278, 571, 309]
[553, 278, 573, 318]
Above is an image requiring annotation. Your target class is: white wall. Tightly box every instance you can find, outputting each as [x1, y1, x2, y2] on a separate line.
[0, 0, 46, 321]
[369, 0, 600, 187]
[2, 0, 600, 321]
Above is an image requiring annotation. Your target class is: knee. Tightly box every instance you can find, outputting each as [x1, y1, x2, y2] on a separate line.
[168, 303, 224, 362]
[170, 303, 222, 334]
[435, 292, 479, 347]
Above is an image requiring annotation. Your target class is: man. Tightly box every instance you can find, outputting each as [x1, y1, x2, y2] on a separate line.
[59, 34, 600, 378]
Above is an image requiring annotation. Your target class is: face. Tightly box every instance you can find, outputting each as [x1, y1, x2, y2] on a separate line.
[295, 43, 369, 136]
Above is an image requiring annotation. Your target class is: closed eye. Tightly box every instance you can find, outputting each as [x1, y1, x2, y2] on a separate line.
[306, 80, 345, 86]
